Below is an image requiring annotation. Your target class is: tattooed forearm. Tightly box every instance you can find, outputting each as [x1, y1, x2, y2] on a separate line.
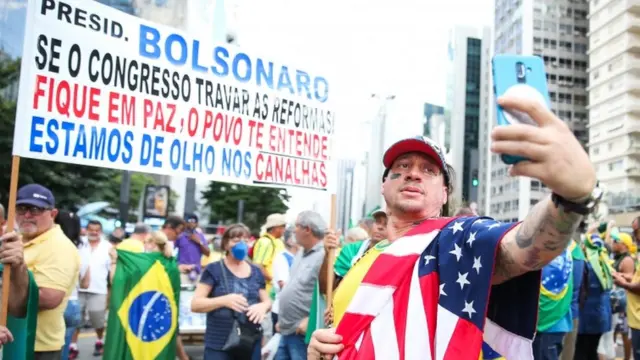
[516, 199, 580, 256]
[493, 196, 583, 284]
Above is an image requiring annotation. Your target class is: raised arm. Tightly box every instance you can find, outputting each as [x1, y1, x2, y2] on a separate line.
[489, 95, 597, 285]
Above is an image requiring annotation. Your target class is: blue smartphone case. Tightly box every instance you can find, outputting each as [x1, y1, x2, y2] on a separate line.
[491, 54, 551, 164]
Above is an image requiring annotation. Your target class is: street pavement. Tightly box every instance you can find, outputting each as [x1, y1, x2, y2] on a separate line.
[73, 329, 627, 360]
[75, 329, 204, 359]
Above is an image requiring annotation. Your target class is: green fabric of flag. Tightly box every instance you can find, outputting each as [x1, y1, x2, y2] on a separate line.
[537, 248, 574, 332]
[584, 234, 613, 291]
[305, 281, 326, 344]
[104, 251, 181, 360]
[1, 265, 38, 360]
[569, 240, 585, 261]
[334, 241, 369, 278]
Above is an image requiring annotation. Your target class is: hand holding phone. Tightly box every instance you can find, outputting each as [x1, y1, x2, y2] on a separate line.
[492, 55, 551, 164]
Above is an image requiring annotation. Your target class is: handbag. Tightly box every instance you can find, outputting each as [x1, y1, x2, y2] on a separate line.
[219, 261, 263, 356]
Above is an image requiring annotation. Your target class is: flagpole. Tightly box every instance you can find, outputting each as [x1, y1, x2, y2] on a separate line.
[0, 156, 20, 326]
[326, 194, 337, 309]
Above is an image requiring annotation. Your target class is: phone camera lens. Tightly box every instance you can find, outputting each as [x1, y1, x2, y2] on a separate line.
[515, 62, 526, 83]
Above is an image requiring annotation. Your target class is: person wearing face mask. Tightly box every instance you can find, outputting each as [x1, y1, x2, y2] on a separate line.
[191, 223, 271, 360]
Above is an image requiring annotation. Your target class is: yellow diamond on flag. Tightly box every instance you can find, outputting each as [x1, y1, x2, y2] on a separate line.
[117, 260, 178, 360]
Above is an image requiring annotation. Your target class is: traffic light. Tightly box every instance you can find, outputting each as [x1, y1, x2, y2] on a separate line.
[471, 170, 479, 187]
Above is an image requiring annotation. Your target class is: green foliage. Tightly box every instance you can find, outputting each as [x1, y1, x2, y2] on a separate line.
[201, 182, 290, 232]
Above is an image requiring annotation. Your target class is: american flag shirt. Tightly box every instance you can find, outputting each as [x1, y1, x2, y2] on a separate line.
[335, 216, 540, 360]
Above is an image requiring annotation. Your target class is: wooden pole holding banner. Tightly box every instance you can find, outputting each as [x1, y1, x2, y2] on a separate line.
[325, 194, 338, 310]
[0, 156, 21, 326]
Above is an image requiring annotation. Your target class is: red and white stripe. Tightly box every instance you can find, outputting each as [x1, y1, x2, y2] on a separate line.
[334, 218, 534, 360]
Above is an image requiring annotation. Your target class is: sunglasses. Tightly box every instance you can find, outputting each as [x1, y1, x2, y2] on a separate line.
[16, 205, 51, 216]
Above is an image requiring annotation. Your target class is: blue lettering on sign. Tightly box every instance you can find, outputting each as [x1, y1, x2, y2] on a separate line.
[29, 116, 45, 153]
[28, 117, 134, 164]
[221, 148, 252, 179]
[204, 146, 215, 174]
[137, 25, 330, 102]
[169, 139, 181, 170]
[140, 134, 164, 168]
[45, 117, 59, 154]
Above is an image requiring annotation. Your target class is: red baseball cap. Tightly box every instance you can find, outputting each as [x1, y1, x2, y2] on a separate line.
[382, 136, 450, 185]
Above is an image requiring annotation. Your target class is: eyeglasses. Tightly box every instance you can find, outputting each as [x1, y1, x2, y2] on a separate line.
[16, 205, 51, 216]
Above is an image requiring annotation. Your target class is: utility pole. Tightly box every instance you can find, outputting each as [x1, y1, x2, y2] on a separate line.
[119, 170, 131, 227]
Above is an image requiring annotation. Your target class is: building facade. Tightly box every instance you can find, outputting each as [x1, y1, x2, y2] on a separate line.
[479, 0, 589, 221]
[588, 0, 640, 214]
[423, 103, 445, 138]
[479, 26, 494, 216]
[447, 26, 488, 205]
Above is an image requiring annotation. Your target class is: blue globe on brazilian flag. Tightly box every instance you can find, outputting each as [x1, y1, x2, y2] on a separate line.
[104, 251, 181, 360]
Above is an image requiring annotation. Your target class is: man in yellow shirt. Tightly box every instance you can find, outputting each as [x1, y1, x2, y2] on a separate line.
[16, 184, 80, 359]
[253, 213, 287, 294]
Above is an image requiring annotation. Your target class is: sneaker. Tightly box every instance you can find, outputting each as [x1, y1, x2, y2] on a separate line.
[69, 348, 79, 360]
[93, 342, 104, 356]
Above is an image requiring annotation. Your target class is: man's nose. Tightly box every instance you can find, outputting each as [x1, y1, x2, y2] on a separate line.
[406, 166, 423, 180]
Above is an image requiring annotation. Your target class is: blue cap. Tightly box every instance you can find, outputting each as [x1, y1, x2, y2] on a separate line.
[16, 184, 55, 208]
[185, 213, 198, 223]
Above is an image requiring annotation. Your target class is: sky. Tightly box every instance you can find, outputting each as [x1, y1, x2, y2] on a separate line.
[233, 0, 493, 220]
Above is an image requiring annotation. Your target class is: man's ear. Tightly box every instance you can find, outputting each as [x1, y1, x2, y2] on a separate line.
[442, 186, 448, 205]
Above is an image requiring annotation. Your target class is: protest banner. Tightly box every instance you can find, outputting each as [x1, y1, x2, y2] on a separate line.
[5, 0, 338, 327]
[13, 0, 336, 192]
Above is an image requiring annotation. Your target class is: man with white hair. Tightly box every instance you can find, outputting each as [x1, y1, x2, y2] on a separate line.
[275, 210, 328, 360]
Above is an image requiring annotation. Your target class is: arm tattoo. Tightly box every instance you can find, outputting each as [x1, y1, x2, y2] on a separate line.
[494, 196, 583, 283]
[516, 201, 579, 257]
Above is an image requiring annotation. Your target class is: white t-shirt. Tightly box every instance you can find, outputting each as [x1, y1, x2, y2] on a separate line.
[69, 244, 91, 300]
[271, 250, 293, 314]
[78, 238, 112, 295]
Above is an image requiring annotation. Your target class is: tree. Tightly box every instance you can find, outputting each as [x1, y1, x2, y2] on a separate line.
[201, 182, 290, 232]
[0, 57, 119, 209]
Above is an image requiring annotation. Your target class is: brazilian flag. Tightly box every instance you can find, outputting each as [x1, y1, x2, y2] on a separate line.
[538, 248, 573, 332]
[104, 251, 180, 360]
[0, 264, 38, 360]
[480, 342, 506, 360]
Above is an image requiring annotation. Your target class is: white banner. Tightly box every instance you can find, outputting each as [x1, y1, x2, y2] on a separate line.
[14, 0, 336, 192]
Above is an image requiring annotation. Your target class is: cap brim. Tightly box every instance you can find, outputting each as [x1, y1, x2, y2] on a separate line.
[372, 210, 387, 218]
[383, 138, 445, 170]
[16, 199, 51, 208]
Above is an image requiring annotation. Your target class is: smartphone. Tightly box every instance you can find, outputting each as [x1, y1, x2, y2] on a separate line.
[492, 54, 551, 164]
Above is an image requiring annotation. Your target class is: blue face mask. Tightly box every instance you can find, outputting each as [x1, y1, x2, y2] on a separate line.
[230, 241, 248, 260]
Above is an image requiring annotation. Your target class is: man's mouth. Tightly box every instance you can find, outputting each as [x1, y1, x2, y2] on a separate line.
[400, 186, 423, 194]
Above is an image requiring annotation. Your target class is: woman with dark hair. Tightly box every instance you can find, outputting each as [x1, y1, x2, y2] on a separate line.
[55, 211, 90, 360]
[192, 224, 271, 360]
